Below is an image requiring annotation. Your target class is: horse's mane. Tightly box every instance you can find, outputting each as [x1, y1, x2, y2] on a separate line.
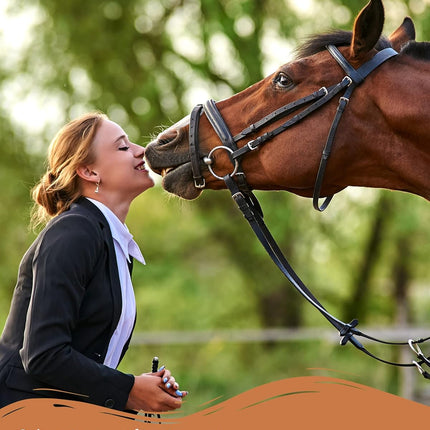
[401, 41, 430, 60]
[295, 30, 390, 59]
[295, 29, 430, 62]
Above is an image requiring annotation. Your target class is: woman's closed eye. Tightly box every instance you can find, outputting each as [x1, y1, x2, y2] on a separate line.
[118, 146, 130, 151]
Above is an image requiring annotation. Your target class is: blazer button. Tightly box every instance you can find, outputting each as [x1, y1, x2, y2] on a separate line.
[104, 398, 115, 408]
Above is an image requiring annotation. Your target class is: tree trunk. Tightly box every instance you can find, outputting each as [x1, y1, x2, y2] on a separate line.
[343, 193, 392, 322]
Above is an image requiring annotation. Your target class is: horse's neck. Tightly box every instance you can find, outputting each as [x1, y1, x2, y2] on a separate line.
[348, 63, 430, 200]
[378, 64, 430, 199]
[383, 59, 430, 143]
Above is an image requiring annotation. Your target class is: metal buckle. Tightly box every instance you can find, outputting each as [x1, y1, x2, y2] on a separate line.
[231, 191, 245, 201]
[247, 139, 259, 151]
[206, 146, 239, 180]
[193, 177, 206, 188]
[408, 339, 430, 371]
[343, 76, 353, 86]
[413, 360, 426, 376]
[408, 339, 424, 357]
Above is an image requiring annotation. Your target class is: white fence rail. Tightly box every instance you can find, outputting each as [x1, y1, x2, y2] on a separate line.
[131, 326, 430, 345]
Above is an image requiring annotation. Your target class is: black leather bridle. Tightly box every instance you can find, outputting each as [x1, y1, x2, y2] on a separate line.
[188, 44, 430, 377]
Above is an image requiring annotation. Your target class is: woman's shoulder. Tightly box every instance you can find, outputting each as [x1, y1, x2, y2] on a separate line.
[38, 199, 110, 249]
[20, 199, 111, 276]
[53, 198, 107, 228]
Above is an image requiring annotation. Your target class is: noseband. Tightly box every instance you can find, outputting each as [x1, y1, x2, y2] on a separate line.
[187, 45, 430, 377]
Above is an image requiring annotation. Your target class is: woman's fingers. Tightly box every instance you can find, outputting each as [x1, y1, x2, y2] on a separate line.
[153, 367, 189, 398]
[126, 373, 187, 412]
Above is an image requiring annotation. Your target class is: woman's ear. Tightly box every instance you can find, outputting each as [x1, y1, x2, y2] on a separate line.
[76, 166, 99, 184]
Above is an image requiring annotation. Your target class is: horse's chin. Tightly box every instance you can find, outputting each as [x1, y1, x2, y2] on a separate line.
[145, 138, 202, 199]
[161, 162, 203, 200]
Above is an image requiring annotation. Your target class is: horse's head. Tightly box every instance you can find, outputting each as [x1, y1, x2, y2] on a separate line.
[145, 0, 417, 200]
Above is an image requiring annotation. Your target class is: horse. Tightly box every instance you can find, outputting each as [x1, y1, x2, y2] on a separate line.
[145, 0, 430, 208]
[145, 0, 430, 379]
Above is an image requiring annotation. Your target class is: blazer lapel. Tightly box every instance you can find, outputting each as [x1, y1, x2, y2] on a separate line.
[72, 198, 123, 342]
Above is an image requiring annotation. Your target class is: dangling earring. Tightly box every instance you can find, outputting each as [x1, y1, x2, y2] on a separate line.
[95, 180, 100, 194]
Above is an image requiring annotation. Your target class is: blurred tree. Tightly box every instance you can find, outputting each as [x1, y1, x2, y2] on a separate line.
[0, 109, 38, 297]
[343, 193, 393, 322]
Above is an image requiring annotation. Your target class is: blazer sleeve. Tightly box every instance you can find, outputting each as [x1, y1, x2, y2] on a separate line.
[20, 213, 134, 410]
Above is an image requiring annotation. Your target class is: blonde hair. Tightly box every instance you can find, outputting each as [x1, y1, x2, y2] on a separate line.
[31, 112, 107, 227]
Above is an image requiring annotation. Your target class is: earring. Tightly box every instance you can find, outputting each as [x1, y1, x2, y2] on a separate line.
[95, 180, 100, 193]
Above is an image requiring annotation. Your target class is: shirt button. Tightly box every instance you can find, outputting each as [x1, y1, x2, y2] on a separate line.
[104, 398, 115, 408]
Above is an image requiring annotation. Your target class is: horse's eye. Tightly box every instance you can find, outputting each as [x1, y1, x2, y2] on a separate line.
[274, 72, 293, 89]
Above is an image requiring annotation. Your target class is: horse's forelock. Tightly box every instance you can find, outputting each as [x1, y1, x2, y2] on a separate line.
[294, 30, 391, 59]
[295, 31, 352, 59]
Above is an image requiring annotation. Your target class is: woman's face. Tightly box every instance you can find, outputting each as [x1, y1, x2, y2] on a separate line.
[90, 119, 154, 202]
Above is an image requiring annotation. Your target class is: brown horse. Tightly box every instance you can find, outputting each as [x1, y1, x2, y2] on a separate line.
[145, 0, 430, 205]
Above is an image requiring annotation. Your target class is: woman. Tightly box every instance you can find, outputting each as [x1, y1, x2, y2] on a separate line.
[0, 112, 187, 412]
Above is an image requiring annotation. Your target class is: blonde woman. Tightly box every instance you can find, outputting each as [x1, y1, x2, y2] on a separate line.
[0, 112, 187, 412]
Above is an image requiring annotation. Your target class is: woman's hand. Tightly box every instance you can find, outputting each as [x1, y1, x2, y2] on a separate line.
[125, 368, 188, 412]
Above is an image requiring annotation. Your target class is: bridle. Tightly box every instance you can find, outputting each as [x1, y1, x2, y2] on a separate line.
[190, 44, 399, 210]
[188, 44, 430, 378]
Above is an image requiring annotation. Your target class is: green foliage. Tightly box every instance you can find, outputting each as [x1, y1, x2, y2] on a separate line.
[1, 0, 430, 405]
[0, 108, 39, 325]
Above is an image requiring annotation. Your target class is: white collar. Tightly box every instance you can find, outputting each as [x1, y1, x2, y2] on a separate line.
[86, 198, 145, 264]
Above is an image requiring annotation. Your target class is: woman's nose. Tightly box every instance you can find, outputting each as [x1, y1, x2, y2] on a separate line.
[131, 142, 145, 158]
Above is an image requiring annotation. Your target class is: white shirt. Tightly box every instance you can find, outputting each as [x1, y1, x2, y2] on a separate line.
[86, 198, 145, 369]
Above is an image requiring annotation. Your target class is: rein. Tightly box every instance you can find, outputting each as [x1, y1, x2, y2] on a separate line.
[188, 45, 430, 378]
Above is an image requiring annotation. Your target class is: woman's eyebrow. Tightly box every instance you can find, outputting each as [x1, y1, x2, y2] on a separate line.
[113, 134, 127, 144]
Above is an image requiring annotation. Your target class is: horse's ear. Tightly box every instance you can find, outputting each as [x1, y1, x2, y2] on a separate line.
[388, 17, 416, 51]
[350, 0, 385, 60]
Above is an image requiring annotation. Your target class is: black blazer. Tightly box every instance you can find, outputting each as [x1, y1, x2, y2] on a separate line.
[0, 198, 135, 410]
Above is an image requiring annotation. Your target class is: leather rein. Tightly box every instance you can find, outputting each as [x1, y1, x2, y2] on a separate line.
[188, 44, 430, 378]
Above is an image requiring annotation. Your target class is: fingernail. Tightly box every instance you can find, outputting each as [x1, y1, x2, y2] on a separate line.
[176, 390, 183, 397]
[158, 365, 165, 371]
[166, 383, 171, 389]
[163, 377, 168, 383]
